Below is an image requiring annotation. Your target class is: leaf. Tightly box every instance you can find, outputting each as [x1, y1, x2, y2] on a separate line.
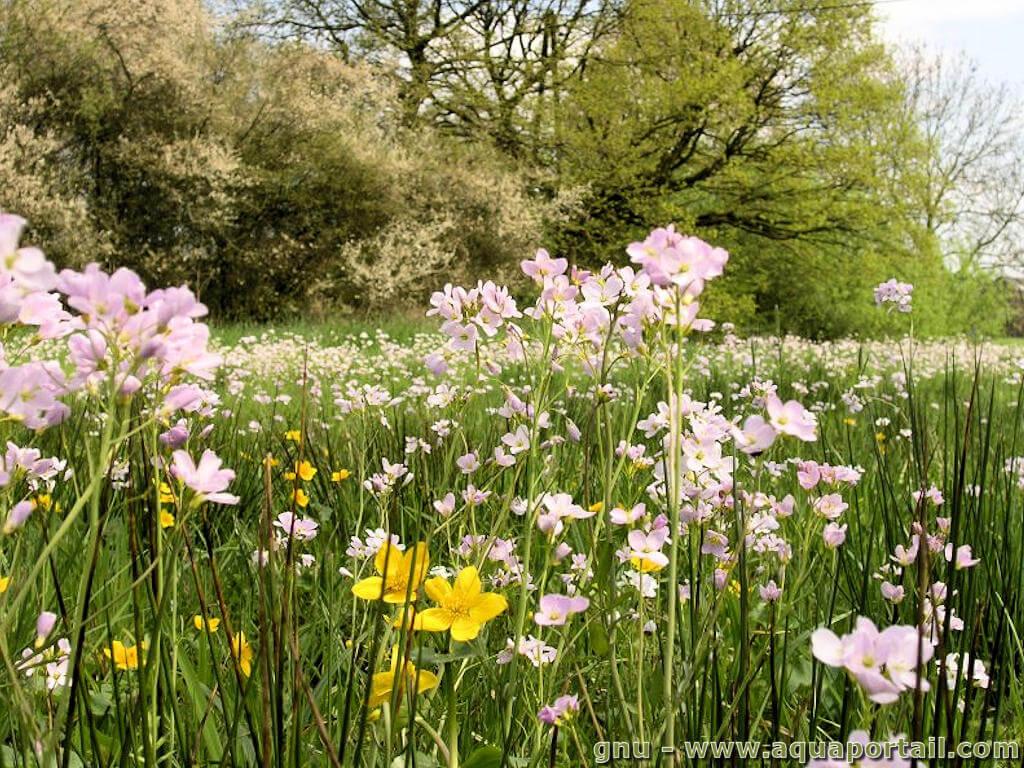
[390, 751, 439, 768]
[177, 649, 225, 758]
[462, 745, 504, 768]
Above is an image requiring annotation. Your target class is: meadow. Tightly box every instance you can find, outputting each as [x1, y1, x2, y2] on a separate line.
[1, 215, 1024, 767]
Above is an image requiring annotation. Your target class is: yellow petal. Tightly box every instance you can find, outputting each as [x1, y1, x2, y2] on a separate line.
[424, 576, 453, 604]
[414, 668, 439, 695]
[403, 543, 430, 588]
[453, 566, 481, 598]
[413, 608, 453, 633]
[468, 593, 508, 624]
[368, 671, 394, 707]
[382, 589, 417, 604]
[450, 616, 481, 642]
[352, 576, 386, 600]
[375, 543, 401, 578]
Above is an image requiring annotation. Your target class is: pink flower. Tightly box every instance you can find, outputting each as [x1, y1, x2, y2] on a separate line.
[456, 451, 480, 474]
[170, 449, 239, 505]
[874, 278, 913, 313]
[946, 543, 979, 570]
[0, 362, 69, 428]
[880, 581, 904, 604]
[765, 395, 817, 442]
[521, 249, 567, 282]
[273, 512, 319, 541]
[534, 594, 590, 626]
[811, 617, 931, 705]
[609, 502, 646, 526]
[626, 226, 728, 291]
[433, 492, 456, 517]
[626, 528, 669, 570]
[797, 461, 821, 490]
[0, 214, 58, 293]
[813, 493, 848, 520]
[441, 321, 478, 351]
[537, 694, 579, 726]
[35, 611, 57, 648]
[4, 499, 35, 533]
[735, 415, 776, 454]
[500, 425, 530, 455]
[759, 580, 782, 602]
[823, 522, 847, 548]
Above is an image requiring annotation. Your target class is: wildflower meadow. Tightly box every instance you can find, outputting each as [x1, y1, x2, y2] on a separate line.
[1, 213, 1023, 768]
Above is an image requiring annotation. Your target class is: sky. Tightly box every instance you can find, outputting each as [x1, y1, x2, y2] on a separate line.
[878, 0, 1024, 87]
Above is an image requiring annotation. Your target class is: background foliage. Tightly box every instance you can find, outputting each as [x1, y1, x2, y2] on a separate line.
[0, 0, 1020, 335]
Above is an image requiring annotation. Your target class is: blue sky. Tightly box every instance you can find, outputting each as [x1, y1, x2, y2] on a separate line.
[879, 0, 1024, 87]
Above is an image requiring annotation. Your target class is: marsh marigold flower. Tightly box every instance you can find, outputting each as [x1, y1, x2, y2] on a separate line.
[231, 632, 253, 677]
[352, 542, 429, 604]
[368, 646, 439, 707]
[412, 566, 508, 641]
[193, 615, 220, 633]
[285, 460, 316, 482]
[104, 641, 145, 670]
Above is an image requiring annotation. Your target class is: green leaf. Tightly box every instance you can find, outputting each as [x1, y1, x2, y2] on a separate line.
[462, 745, 504, 768]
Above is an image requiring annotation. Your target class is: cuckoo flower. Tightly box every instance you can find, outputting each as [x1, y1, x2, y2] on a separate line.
[534, 594, 590, 626]
[765, 394, 817, 442]
[170, 449, 239, 506]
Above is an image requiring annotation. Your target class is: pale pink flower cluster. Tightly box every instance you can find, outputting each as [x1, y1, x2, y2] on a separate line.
[873, 278, 913, 313]
[426, 225, 731, 373]
[812, 617, 934, 704]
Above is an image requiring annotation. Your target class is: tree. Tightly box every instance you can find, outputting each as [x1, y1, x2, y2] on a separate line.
[245, 0, 623, 152]
[0, 0, 550, 318]
[898, 47, 1024, 272]
[243, 0, 492, 122]
[545, 0, 962, 335]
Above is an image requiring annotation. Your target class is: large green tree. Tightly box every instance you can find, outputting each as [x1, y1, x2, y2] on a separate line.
[550, 0, 955, 334]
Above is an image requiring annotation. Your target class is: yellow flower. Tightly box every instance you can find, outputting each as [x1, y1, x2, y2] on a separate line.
[159, 482, 175, 504]
[160, 511, 176, 529]
[0, 576, 9, 594]
[875, 432, 887, 442]
[285, 460, 317, 482]
[412, 566, 508, 642]
[285, 430, 301, 442]
[843, 418, 857, 426]
[629, 556, 664, 573]
[35, 494, 52, 511]
[193, 615, 220, 633]
[351, 543, 429, 604]
[368, 646, 439, 708]
[587, 501, 604, 514]
[291, 488, 310, 508]
[231, 632, 253, 678]
[104, 641, 145, 670]
[331, 469, 351, 483]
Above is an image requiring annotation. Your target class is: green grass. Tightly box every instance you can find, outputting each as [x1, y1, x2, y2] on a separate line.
[1, 326, 1023, 767]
